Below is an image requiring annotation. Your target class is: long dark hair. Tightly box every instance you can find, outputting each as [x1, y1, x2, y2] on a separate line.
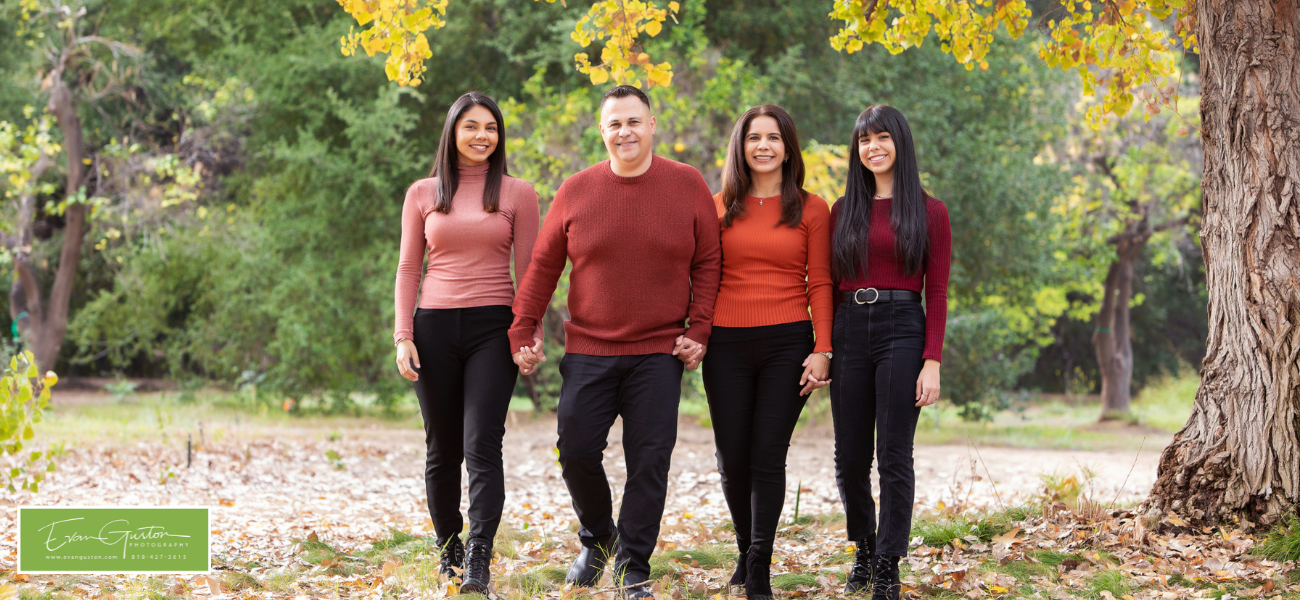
[719, 105, 806, 228]
[831, 104, 929, 279]
[429, 92, 508, 214]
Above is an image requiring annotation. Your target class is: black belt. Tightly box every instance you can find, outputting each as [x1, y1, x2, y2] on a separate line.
[839, 288, 922, 305]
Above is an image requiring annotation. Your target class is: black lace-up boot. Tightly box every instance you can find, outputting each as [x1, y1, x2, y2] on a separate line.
[436, 536, 464, 580]
[460, 537, 492, 593]
[844, 540, 874, 594]
[871, 555, 900, 600]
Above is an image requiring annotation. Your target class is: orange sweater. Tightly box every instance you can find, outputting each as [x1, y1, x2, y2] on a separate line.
[712, 193, 834, 353]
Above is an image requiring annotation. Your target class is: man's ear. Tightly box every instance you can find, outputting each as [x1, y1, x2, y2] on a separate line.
[649, 116, 656, 135]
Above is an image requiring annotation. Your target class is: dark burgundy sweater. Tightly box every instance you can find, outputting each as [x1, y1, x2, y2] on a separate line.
[509, 155, 722, 355]
[830, 196, 952, 361]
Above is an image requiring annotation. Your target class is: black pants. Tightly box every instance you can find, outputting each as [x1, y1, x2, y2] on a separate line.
[556, 353, 684, 586]
[411, 305, 518, 544]
[829, 298, 926, 556]
[701, 322, 813, 568]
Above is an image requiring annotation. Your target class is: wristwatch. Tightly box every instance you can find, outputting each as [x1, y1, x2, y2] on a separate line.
[818, 351, 832, 360]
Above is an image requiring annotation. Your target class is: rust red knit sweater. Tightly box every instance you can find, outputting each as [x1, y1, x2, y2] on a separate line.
[509, 155, 721, 355]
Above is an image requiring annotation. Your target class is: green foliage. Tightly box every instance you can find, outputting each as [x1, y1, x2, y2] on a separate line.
[0, 350, 58, 495]
[0, 0, 1205, 420]
[942, 311, 1038, 421]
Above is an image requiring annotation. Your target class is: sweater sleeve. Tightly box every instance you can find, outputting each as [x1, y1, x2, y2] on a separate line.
[509, 180, 544, 342]
[804, 195, 835, 354]
[509, 186, 569, 351]
[683, 175, 722, 345]
[922, 199, 952, 362]
[393, 181, 428, 344]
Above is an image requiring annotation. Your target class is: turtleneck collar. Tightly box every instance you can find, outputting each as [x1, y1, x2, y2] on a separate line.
[458, 162, 490, 180]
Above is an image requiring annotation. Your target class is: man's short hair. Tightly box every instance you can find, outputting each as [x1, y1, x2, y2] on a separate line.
[600, 85, 651, 112]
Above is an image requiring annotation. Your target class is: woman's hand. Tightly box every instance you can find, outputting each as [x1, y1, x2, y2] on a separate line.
[799, 353, 831, 396]
[915, 359, 941, 407]
[396, 339, 420, 381]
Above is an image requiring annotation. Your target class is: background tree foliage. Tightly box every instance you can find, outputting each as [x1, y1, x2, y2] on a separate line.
[0, 0, 1206, 419]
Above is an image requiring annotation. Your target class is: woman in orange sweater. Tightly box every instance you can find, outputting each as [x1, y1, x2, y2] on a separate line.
[704, 105, 835, 600]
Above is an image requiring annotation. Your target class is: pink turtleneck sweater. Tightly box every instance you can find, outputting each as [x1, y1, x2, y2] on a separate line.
[394, 163, 540, 344]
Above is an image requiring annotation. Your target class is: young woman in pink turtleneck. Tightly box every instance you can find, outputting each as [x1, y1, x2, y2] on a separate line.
[392, 92, 539, 593]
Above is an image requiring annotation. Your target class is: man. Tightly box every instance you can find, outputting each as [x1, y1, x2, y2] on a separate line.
[509, 85, 720, 599]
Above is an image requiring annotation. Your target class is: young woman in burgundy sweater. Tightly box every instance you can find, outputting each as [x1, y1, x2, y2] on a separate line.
[829, 105, 951, 600]
[392, 92, 539, 594]
[704, 105, 834, 600]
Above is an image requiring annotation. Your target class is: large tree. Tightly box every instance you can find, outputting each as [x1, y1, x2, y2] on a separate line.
[1146, 1, 1300, 524]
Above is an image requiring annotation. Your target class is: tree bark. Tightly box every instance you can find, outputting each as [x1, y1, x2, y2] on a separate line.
[1147, 0, 1300, 525]
[1095, 247, 1139, 419]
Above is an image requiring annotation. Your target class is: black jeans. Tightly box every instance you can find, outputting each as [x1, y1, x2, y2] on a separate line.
[411, 305, 518, 544]
[828, 298, 926, 557]
[701, 322, 813, 568]
[556, 352, 684, 586]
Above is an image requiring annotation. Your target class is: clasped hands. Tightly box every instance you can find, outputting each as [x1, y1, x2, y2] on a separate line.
[511, 335, 709, 374]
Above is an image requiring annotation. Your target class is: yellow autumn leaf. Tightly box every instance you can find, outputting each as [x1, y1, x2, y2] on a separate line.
[588, 67, 610, 85]
[644, 19, 662, 37]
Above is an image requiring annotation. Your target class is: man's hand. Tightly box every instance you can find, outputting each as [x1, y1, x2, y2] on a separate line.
[672, 335, 707, 370]
[513, 337, 546, 375]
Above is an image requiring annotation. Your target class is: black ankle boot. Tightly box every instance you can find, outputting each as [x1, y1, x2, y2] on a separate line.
[871, 555, 900, 600]
[844, 540, 874, 594]
[460, 537, 492, 593]
[435, 536, 464, 580]
[744, 550, 773, 600]
[565, 539, 614, 587]
[729, 547, 748, 586]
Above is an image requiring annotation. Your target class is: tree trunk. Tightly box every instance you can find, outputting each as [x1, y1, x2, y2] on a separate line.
[1094, 244, 1140, 419]
[1147, 0, 1300, 525]
[9, 76, 90, 374]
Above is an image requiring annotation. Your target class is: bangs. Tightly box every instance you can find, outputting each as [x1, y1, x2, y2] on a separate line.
[852, 105, 900, 141]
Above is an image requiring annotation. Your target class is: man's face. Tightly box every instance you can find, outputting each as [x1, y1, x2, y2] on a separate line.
[599, 95, 656, 168]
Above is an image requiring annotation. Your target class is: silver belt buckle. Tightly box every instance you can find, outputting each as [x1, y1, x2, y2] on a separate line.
[854, 288, 880, 304]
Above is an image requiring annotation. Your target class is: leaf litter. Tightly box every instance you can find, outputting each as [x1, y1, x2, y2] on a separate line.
[0, 413, 1293, 598]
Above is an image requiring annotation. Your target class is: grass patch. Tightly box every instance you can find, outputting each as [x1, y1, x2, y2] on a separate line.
[1085, 569, 1131, 599]
[772, 573, 818, 590]
[988, 555, 1055, 581]
[223, 572, 261, 590]
[500, 567, 565, 597]
[649, 544, 735, 579]
[1031, 550, 1083, 567]
[1130, 370, 1199, 432]
[911, 506, 1030, 547]
[259, 569, 301, 592]
[1259, 512, 1300, 562]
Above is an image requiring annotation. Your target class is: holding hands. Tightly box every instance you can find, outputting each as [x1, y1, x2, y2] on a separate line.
[513, 338, 546, 375]
[672, 335, 707, 370]
[799, 353, 831, 396]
